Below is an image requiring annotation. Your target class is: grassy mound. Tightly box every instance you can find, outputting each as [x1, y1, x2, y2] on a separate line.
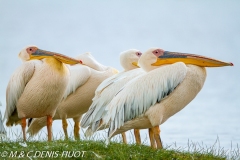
[0, 139, 231, 160]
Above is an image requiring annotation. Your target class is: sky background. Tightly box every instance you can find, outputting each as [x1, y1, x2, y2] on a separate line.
[0, 0, 239, 152]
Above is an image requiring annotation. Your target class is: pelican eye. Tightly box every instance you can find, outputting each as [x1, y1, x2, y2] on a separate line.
[136, 52, 142, 56]
[153, 49, 163, 55]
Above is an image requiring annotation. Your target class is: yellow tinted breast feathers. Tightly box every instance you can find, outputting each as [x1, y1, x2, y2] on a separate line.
[45, 57, 68, 75]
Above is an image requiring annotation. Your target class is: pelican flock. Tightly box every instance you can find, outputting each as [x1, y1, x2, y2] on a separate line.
[81, 49, 144, 144]
[2, 45, 233, 150]
[92, 48, 233, 148]
[27, 52, 118, 140]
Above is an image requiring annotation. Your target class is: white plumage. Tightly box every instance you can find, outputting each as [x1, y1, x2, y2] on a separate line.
[81, 49, 143, 144]
[27, 52, 118, 140]
[97, 47, 232, 148]
[0, 102, 7, 135]
[82, 68, 144, 131]
[103, 62, 188, 136]
[63, 64, 91, 100]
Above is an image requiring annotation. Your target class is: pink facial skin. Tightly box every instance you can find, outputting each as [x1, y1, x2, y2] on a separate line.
[136, 52, 142, 57]
[26, 47, 38, 54]
[152, 49, 165, 57]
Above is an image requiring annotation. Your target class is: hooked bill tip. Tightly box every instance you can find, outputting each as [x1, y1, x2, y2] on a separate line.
[230, 62, 234, 66]
[79, 60, 83, 64]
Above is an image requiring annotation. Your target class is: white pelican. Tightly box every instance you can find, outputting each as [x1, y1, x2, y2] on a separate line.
[27, 52, 118, 140]
[99, 48, 233, 148]
[81, 49, 144, 144]
[4, 46, 82, 141]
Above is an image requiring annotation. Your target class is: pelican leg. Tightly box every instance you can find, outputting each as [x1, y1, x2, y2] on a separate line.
[153, 126, 163, 149]
[149, 128, 156, 149]
[134, 129, 141, 145]
[121, 132, 127, 144]
[62, 119, 68, 140]
[73, 116, 81, 140]
[47, 115, 53, 141]
[21, 118, 27, 141]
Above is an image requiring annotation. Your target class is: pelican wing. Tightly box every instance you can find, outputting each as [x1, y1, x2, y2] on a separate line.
[93, 71, 126, 97]
[81, 68, 144, 130]
[63, 65, 91, 99]
[103, 62, 188, 137]
[4, 61, 37, 121]
[0, 112, 6, 135]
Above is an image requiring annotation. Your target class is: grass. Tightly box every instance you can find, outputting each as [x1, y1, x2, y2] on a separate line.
[0, 126, 239, 159]
[0, 133, 239, 160]
[0, 139, 231, 160]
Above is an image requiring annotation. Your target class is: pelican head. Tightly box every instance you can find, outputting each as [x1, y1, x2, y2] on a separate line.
[75, 52, 103, 69]
[19, 45, 83, 65]
[139, 48, 234, 72]
[75, 52, 118, 73]
[119, 49, 142, 71]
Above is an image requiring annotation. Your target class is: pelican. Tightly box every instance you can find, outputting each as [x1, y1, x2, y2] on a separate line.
[99, 48, 233, 148]
[27, 52, 118, 140]
[81, 49, 144, 144]
[4, 46, 82, 141]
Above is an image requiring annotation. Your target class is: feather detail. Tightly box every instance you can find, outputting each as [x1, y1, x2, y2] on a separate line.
[4, 61, 37, 123]
[0, 111, 6, 135]
[102, 62, 188, 137]
[62, 65, 91, 100]
[27, 117, 47, 136]
[81, 68, 144, 130]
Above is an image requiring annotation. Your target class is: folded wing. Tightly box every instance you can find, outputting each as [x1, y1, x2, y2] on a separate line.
[102, 62, 188, 137]
[4, 61, 37, 123]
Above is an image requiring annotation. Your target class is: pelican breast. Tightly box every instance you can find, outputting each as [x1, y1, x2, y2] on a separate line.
[5, 58, 70, 124]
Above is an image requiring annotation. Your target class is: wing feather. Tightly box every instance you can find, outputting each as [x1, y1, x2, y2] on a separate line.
[4, 61, 37, 121]
[63, 65, 91, 100]
[81, 68, 144, 130]
[102, 62, 188, 137]
[0, 111, 6, 135]
[93, 71, 127, 98]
